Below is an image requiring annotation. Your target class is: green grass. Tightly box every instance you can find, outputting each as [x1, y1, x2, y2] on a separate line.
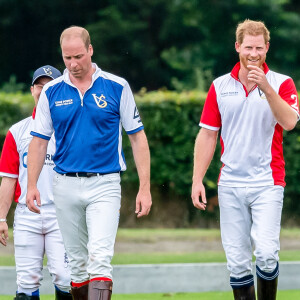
[1, 228, 300, 266]
[116, 228, 221, 241]
[1, 250, 300, 266]
[2, 228, 300, 299]
[2, 290, 300, 300]
[5, 227, 300, 241]
[0, 256, 16, 266]
[111, 251, 227, 265]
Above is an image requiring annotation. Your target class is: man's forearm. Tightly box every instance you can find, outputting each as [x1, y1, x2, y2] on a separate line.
[0, 177, 17, 219]
[263, 86, 298, 131]
[27, 137, 48, 189]
[129, 130, 150, 189]
[193, 128, 218, 184]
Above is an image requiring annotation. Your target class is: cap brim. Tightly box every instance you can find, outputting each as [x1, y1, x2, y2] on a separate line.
[32, 74, 55, 85]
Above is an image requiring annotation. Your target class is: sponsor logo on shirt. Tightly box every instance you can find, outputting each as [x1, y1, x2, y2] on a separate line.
[55, 99, 73, 106]
[22, 152, 54, 168]
[92, 94, 107, 108]
[221, 92, 239, 97]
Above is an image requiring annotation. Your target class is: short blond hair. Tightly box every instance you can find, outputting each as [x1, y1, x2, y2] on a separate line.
[60, 26, 91, 50]
[236, 19, 270, 44]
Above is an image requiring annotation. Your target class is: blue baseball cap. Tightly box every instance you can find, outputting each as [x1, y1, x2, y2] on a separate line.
[32, 65, 61, 85]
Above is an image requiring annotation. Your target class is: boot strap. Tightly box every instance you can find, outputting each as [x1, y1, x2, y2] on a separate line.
[91, 281, 113, 291]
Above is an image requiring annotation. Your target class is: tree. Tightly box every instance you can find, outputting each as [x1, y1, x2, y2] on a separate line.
[0, 0, 300, 91]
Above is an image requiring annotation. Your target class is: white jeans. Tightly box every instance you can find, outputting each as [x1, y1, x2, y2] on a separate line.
[53, 173, 121, 283]
[218, 185, 283, 279]
[14, 203, 70, 294]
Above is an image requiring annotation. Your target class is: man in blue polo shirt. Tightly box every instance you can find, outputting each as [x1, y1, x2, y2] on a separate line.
[26, 26, 152, 300]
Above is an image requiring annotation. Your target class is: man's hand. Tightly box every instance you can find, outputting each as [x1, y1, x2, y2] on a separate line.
[26, 186, 41, 214]
[247, 65, 270, 93]
[0, 222, 8, 246]
[191, 181, 207, 210]
[135, 189, 152, 218]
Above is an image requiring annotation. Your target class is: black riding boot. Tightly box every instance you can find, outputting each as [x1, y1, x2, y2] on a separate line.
[257, 276, 278, 300]
[55, 288, 73, 299]
[233, 285, 256, 300]
[14, 293, 40, 300]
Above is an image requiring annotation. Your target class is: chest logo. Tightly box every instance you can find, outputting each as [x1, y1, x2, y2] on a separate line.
[92, 94, 107, 108]
[258, 88, 267, 99]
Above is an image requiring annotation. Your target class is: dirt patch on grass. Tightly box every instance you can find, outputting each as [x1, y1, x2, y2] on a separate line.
[114, 236, 300, 253]
[1, 232, 299, 255]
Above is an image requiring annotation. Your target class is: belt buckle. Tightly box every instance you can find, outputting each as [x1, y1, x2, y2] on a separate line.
[86, 172, 94, 178]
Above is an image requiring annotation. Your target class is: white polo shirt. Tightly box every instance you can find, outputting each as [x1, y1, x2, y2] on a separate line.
[0, 110, 55, 204]
[200, 62, 299, 187]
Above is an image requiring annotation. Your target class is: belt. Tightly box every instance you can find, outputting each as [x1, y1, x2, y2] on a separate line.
[65, 172, 99, 178]
[64, 172, 119, 178]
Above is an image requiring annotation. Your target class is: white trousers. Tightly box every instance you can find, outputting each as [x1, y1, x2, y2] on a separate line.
[14, 203, 71, 294]
[52, 173, 121, 283]
[218, 185, 283, 279]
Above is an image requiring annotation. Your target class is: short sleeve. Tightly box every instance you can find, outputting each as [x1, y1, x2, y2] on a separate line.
[0, 130, 19, 178]
[120, 82, 144, 134]
[279, 78, 299, 118]
[31, 87, 54, 140]
[200, 83, 221, 130]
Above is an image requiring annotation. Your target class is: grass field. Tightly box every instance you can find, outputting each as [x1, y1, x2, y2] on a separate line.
[2, 290, 300, 299]
[1, 228, 300, 299]
[1, 249, 300, 266]
[1, 228, 300, 265]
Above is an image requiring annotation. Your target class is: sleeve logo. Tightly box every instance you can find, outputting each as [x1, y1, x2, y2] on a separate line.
[92, 94, 107, 108]
[134, 107, 141, 123]
[291, 94, 299, 112]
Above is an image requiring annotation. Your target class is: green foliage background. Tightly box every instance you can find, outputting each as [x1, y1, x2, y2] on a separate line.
[1, 0, 300, 92]
[1, 92, 299, 227]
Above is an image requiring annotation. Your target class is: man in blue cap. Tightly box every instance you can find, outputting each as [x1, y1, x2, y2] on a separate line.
[0, 65, 72, 300]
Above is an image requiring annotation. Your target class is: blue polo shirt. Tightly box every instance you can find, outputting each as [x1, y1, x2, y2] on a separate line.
[31, 63, 144, 174]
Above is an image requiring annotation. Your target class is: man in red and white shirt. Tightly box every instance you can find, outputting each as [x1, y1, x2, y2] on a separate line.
[191, 20, 299, 300]
[0, 66, 72, 300]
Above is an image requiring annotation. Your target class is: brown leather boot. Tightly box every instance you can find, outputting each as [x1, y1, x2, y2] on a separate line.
[233, 285, 256, 300]
[88, 280, 112, 300]
[257, 276, 278, 300]
[70, 284, 89, 300]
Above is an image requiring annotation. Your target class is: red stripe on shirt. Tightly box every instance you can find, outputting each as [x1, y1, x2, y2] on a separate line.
[270, 124, 285, 187]
[0, 130, 21, 202]
[200, 83, 221, 128]
[0, 131, 19, 175]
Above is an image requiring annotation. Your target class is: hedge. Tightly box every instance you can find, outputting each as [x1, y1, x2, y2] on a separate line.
[0, 91, 299, 227]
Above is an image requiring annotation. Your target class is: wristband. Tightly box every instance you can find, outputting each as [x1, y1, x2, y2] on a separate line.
[0, 219, 7, 222]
